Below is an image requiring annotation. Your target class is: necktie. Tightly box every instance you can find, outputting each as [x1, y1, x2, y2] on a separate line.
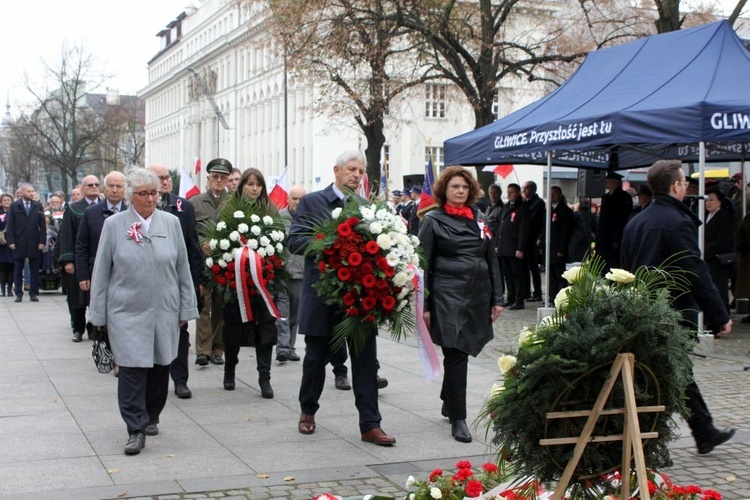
[111, 205, 119, 213]
[24, 201, 30, 214]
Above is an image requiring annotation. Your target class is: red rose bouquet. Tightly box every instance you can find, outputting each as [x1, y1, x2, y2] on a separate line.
[306, 198, 423, 352]
[405, 461, 508, 499]
[203, 196, 289, 320]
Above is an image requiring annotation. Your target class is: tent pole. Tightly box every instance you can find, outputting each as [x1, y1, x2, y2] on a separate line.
[544, 152, 552, 308]
[699, 142, 706, 335]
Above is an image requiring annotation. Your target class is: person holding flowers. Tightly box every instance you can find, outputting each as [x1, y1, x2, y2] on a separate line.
[288, 150, 396, 446]
[219, 168, 281, 398]
[418, 166, 504, 443]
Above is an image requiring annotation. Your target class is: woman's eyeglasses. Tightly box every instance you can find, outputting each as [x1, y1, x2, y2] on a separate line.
[134, 191, 159, 199]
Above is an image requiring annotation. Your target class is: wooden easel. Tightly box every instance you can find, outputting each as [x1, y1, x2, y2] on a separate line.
[539, 353, 665, 500]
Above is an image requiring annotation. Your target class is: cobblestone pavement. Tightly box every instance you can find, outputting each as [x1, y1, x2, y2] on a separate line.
[1, 293, 748, 500]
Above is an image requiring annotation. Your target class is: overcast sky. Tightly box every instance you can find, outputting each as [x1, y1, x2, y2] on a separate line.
[0, 0, 743, 115]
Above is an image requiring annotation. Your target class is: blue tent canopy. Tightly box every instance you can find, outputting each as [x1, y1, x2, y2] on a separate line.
[444, 21, 750, 169]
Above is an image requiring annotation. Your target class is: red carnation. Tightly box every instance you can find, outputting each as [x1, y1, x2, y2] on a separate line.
[337, 224, 353, 237]
[212, 264, 221, 274]
[456, 461, 473, 470]
[345, 216, 360, 227]
[363, 314, 375, 322]
[346, 307, 359, 316]
[224, 270, 233, 280]
[429, 469, 443, 482]
[452, 468, 473, 481]
[465, 480, 483, 498]
[215, 276, 227, 286]
[361, 262, 374, 275]
[481, 463, 499, 474]
[343, 292, 356, 306]
[329, 256, 343, 268]
[323, 247, 335, 256]
[362, 274, 377, 288]
[228, 279, 236, 289]
[364, 240, 380, 254]
[384, 265, 396, 278]
[362, 296, 377, 310]
[348, 252, 363, 266]
[376, 256, 389, 270]
[376, 279, 389, 290]
[227, 261, 235, 272]
[337, 267, 352, 281]
[315, 233, 324, 240]
[381, 296, 396, 310]
[266, 272, 275, 281]
[318, 261, 327, 273]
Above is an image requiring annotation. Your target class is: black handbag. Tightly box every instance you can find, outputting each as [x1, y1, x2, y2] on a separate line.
[716, 252, 737, 265]
[91, 327, 114, 374]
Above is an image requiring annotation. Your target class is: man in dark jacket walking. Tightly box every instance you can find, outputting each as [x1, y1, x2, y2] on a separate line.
[621, 159, 735, 455]
[498, 183, 530, 309]
[5, 183, 46, 301]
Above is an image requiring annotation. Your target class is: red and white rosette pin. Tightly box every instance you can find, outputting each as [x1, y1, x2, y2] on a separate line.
[233, 243, 281, 323]
[126, 222, 144, 245]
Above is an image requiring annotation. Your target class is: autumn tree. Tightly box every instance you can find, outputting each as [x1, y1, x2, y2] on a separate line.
[0, 117, 40, 189]
[265, 0, 436, 184]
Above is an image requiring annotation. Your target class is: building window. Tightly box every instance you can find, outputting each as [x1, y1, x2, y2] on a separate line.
[492, 90, 502, 120]
[424, 146, 444, 169]
[425, 84, 446, 119]
[382, 145, 390, 180]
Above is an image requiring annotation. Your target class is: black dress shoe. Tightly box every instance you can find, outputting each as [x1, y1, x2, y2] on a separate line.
[124, 431, 146, 455]
[509, 302, 525, 310]
[210, 355, 224, 365]
[376, 376, 389, 389]
[451, 419, 472, 443]
[30, 295, 39, 302]
[288, 352, 300, 361]
[223, 378, 235, 391]
[72, 331, 83, 343]
[195, 354, 209, 366]
[697, 427, 735, 455]
[174, 384, 192, 399]
[335, 375, 351, 390]
[144, 424, 159, 436]
[259, 378, 274, 399]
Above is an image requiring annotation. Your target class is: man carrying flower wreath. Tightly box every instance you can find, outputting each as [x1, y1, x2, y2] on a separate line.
[288, 150, 396, 446]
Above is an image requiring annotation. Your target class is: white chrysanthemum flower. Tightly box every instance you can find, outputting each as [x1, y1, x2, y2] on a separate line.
[229, 231, 241, 242]
[262, 215, 274, 225]
[233, 210, 244, 219]
[260, 236, 271, 247]
[393, 272, 409, 287]
[222, 252, 233, 262]
[360, 207, 375, 220]
[251, 225, 261, 236]
[248, 238, 259, 249]
[376, 209, 390, 220]
[369, 222, 383, 234]
[205, 257, 214, 267]
[497, 355, 517, 374]
[216, 221, 227, 231]
[386, 253, 400, 267]
[376, 233, 393, 250]
[270, 230, 283, 242]
[276, 243, 284, 253]
[394, 220, 408, 233]
[430, 487, 443, 499]
[606, 268, 636, 284]
[257, 247, 267, 258]
[237, 223, 249, 234]
[410, 235, 420, 246]
[331, 207, 343, 219]
[218, 259, 227, 268]
[410, 254, 420, 266]
[208, 239, 218, 250]
[250, 214, 261, 223]
[219, 239, 231, 250]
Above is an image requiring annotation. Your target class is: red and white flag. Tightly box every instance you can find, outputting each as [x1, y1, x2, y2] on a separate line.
[359, 172, 370, 198]
[179, 167, 200, 199]
[194, 157, 202, 175]
[269, 166, 290, 209]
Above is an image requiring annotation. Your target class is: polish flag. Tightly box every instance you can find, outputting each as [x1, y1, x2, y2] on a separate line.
[482, 164, 514, 179]
[179, 167, 200, 199]
[194, 157, 202, 175]
[269, 166, 290, 209]
[359, 172, 370, 198]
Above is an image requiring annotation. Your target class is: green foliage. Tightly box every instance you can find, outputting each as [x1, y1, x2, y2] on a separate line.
[482, 257, 696, 488]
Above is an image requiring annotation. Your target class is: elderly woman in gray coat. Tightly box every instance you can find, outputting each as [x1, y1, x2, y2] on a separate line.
[89, 168, 198, 455]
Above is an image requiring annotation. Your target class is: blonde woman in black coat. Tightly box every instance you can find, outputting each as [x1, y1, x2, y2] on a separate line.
[418, 166, 504, 443]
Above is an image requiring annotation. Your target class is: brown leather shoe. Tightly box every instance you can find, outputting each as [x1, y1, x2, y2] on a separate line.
[298, 413, 316, 434]
[361, 427, 396, 446]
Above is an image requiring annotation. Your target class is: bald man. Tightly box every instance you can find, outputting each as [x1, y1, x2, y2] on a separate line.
[58, 175, 101, 342]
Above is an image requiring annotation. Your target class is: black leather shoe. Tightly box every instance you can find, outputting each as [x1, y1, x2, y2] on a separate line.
[195, 354, 209, 366]
[276, 353, 288, 362]
[259, 378, 274, 399]
[144, 424, 159, 436]
[210, 355, 224, 365]
[30, 295, 39, 302]
[72, 331, 83, 343]
[697, 427, 735, 455]
[509, 302, 525, 310]
[124, 431, 146, 455]
[451, 419, 472, 443]
[288, 352, 300, 361]
[376, 376, 389, 389]
[335, 375, 351, 390]
[174, 384, 192, 399]
[223, 376, 235, 391]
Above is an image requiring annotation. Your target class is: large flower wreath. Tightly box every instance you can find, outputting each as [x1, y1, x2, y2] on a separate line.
[202, 196, 289, 319]
[305, 197, 424, 353]
[482, 257, 697, 494]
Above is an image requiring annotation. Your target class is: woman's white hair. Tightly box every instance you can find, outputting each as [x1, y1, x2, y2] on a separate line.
[126, 168, 160, 197]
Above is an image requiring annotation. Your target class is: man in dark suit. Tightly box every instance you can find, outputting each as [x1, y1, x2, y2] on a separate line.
[5, 183, 46, 301]
[498, 183, 530, 309]
[288, 150, 395, 446]
[596, 171, 632, 271]
[548, 186, 574, 300]
[149, 163, 205, 400]
[59, 175, 101, 341]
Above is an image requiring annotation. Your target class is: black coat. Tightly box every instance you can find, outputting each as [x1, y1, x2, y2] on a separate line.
[75, 202, 126, 282]
[160, 194, 205, 287]
[621, 194, 729, 331]
[703, 208, 735, 261]
[596, 186, 632, 267]
[525, 194, 546, 249]
[497, 200, 530, 257]
[418, 208, 503, 357]
[5, 199, 46, 260]
[58, 199, 96, 308]
[549, 202, 574, 264]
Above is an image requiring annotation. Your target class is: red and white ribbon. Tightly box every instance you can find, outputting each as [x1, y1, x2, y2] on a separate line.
[410, 264, 441, 380]
[126, 222, 144, 244]
[233, 243, 281, 323]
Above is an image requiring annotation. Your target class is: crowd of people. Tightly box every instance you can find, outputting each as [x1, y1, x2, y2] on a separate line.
[0, 155, 742, 457]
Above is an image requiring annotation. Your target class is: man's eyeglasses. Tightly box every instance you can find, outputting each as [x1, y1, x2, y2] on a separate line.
[157, 175, 171, 182]
[134, 190, 159, 199]
[85, 183, 100, 188]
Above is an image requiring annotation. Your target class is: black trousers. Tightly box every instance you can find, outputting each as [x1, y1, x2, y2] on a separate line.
[501, 255, 527, 304]
[440, 346, 469, 421]
[526, 245, 542, 297]
[117, 364, 170, 434]
[548, 262, 567, 300]
[331, 343, 348, 377]
[223, 302, 275, 380]
[13, 257, 39, 297]
[169, 324, 190, 386]
[299, 334, 381, 433]
[685, 380, 715, 441]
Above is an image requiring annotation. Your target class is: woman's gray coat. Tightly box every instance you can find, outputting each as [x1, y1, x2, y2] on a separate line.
[418, 207, 504, 357]
[89, 207, 199, 368]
